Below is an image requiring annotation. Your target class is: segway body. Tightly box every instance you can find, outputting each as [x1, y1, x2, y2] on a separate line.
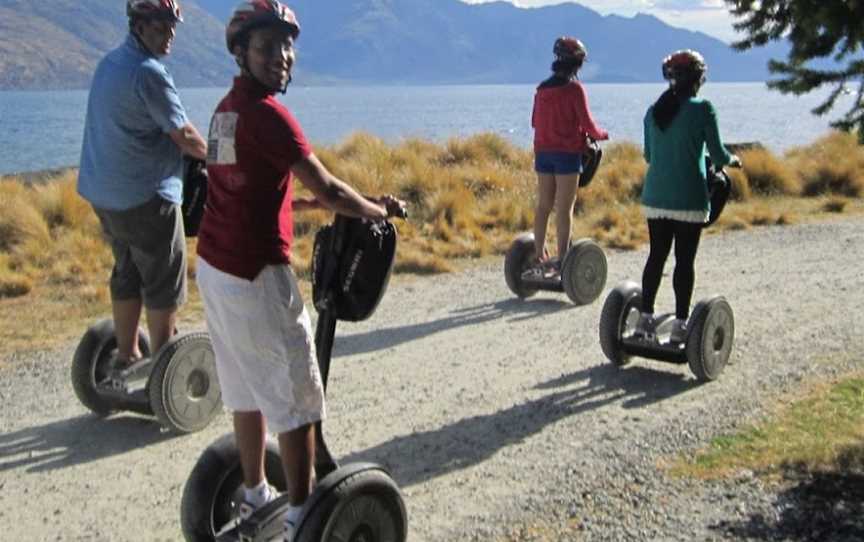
[504, 233, 607, 305]
[71, 319, 221, 433]
[181, 214, 407, 542]
[598, 281, 735, 381]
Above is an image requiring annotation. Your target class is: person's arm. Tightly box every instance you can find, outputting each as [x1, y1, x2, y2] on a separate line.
[169, 123, 208, 160]
[703, 101, 735, 168]
[573, 83, 609, 141]
[643, 110, 652, 164]
[291, 153, 388, 220]
[292, 196, 323, 212]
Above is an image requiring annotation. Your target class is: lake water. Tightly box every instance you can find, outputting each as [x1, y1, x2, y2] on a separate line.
[0, 83, 853, 176]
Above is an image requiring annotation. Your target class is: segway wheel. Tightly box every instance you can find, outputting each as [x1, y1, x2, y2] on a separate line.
[181, 434, 286, 541]
[685, 297, 735, 382]
[148, 332, 222, 434]
[70, 319, 150, 416]
[562, 239, 608, 305]
[295, 463, 407, 542]
[504, 233, 539, 299]
[599, 282, 642, 367]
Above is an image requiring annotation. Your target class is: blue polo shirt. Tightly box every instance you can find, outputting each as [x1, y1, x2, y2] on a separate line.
[78, 34, 188, 211]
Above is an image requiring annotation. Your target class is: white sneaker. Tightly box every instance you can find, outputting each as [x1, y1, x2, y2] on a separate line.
[238, 484, 277, 521]
[283, 505, 303, 542]
[283, 518, 296, 542]
[634, 312, 655, 338]
[669, 318, 688, 343]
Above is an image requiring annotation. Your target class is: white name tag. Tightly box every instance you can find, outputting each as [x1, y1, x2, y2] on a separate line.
[207, 112, 239, 165]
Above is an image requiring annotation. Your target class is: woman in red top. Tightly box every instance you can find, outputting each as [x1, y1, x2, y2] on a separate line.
[530, 37, 609, 275]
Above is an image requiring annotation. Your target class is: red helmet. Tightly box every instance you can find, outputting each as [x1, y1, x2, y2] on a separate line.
[662, 49, 707, 83]
[226, 0, 300, 53]
[553, 37, 587, 62]
[127, 0, 183, 23]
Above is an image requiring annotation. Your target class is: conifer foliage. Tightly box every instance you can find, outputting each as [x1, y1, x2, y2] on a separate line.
[724, 0, 864, 142]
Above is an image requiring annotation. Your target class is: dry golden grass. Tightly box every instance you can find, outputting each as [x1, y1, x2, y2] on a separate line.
[738, 147, 802, 196]
[0, 131, 862, 359]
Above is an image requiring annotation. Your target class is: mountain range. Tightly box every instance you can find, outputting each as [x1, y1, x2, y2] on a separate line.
[0, 0, 785, 90]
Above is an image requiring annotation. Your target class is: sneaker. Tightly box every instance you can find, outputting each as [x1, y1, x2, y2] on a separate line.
[521, 257, 546, 280]
[283, 505, 303, 542]
[283, 517, 296, 542]
[634, 312, 655, 338]
[237, 484, 277, 521]
[669, 318, 688, 343]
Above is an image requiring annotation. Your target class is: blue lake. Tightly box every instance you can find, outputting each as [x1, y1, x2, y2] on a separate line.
[0, 83, 853, 176]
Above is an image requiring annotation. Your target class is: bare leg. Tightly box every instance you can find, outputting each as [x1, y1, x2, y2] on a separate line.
[112, 298, 143, 362]
[234, 410, 267, 488]
[277, 423, 315, 506]
[533, 173, 557, 259]
[145, 305, 178, 356]
[553, 173, 580, 260]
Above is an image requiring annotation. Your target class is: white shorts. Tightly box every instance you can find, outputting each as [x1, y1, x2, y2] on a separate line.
[196, 257, 326, 433]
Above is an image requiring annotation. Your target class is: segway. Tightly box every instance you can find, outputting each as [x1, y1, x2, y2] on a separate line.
[597, 158, 737, 382]
[71, 322, 220, 433]
[180, 208, 408, 542]
[70, 158, 221, 433]
[504, 140, 607, 305]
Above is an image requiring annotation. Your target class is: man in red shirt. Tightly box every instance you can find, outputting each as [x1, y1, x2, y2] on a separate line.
[196, 2, 401, 539]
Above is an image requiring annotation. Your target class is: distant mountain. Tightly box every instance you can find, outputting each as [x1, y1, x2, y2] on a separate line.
[0, 0, 785, 90]
[0, 0, 232, 89]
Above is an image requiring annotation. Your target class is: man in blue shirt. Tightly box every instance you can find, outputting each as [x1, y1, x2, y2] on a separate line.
[78, 0, 207, 368]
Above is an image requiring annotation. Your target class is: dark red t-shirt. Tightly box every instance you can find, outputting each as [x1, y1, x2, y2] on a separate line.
[531, 80, 608, 153]
[198, 76, 312, 280]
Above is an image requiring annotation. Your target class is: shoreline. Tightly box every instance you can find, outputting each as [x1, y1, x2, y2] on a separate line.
[1, 166, 77, 182]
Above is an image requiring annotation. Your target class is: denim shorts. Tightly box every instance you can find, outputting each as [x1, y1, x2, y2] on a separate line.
[534, 151, 583, 175]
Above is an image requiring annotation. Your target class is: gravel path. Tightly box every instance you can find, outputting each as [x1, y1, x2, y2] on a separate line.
[1, 217, 862, 541]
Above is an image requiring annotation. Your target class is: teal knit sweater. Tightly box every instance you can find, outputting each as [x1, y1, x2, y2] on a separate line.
[642, 97, 733, 216]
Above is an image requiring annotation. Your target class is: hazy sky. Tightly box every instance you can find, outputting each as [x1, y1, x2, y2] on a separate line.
[461, 0, 741, 43]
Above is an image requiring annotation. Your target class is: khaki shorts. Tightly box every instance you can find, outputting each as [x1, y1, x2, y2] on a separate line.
[196, 258, 326, 433]
[94, 196, 187, 310]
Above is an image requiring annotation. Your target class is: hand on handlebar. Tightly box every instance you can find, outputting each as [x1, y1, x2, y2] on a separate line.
[728, 155, 742, 169]
[380, 194, 408, 219]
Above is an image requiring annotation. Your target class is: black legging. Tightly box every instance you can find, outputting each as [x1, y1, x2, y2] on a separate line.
[641, 218, 703, 319]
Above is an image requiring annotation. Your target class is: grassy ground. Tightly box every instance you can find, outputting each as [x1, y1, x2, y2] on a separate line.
[668, 369, 864, 482]
[0, 130, 862, 360]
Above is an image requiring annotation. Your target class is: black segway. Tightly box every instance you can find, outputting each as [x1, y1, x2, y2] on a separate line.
[70, 158, 221, 433]
[504, 140, 607, 305]
[597, 159, 737, 382]
[180, 209, 408, 542]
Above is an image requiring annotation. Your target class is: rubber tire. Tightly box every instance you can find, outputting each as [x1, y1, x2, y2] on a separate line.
[180, 434, 286, 542]
[562, 239, 608, 305]
[295, 467, 407, 542]
[70, 319, 150, 416]
[686, 297, 735, 382]
[148, 332, 222, 434]
[504, 233, 538, 299]
[599, 282, 642, 367]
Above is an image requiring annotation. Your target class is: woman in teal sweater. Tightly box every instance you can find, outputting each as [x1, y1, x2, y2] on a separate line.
[638, 50, 740, 341]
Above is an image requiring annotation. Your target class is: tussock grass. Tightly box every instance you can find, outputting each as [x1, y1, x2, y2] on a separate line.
[739, 148, 801, 196]
[0, 130, 862, 357]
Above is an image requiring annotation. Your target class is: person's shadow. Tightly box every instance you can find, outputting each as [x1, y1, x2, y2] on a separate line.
[333, 297, 572, 357]
[0, 414, 178, 474]
[337, 362, 699, 488]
